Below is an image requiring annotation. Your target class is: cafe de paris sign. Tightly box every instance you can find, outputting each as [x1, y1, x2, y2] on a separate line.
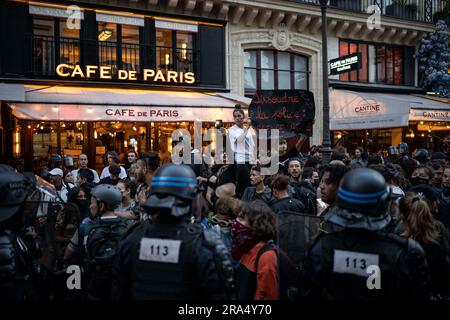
[56, 64, 195, 84]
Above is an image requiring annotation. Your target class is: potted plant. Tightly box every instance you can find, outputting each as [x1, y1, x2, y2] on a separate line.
[329, 0, 362, 12]
[386, 0, 418, 20]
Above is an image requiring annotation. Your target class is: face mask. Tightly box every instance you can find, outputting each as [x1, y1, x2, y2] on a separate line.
[231, 220, 260, 260]
[76, 199, 90, 212]
[411, 176, 429, 186]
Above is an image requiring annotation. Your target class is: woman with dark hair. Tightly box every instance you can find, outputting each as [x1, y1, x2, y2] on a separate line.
[232, 200, 278, 300]
[399, 192, 450, 298]
[100, 150, 127, 180]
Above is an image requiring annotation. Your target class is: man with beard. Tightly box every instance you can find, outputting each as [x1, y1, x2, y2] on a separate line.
[132, 153, 160, 221]
[241, 165, 272, 204]
[287, 158, 317, 215]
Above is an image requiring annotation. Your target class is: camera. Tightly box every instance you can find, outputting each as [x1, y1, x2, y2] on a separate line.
[215, 120, 223, 129]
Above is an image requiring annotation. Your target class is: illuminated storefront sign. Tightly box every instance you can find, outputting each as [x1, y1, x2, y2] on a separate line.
[329, 53, 361, 75]
[55, 64, 195, 84]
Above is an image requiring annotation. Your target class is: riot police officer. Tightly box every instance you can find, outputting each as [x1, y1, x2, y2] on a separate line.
[111, 164, 233, 300]
[300, 168, 432, 299]
[0, 166, 36, 299]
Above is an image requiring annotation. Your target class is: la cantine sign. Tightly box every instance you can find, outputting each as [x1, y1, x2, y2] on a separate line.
[56, 64, 195, 84]
[329, 53, 361, 75]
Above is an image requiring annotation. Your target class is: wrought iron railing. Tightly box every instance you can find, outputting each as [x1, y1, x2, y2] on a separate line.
[288, 0, 450, 23]
[28, 35, 197, 80]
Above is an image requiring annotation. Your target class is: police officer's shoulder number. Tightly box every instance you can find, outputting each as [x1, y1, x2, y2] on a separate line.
[139, 238, 181, 263]
[333, 250, 379, 277]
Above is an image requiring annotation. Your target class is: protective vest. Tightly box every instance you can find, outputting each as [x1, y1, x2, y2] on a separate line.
[318, 229, 424, 299]
[0, 230, 33, 299]
[131, 220, 204, 300]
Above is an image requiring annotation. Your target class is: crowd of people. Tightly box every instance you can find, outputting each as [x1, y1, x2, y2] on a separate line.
[1, 108, 450, 300]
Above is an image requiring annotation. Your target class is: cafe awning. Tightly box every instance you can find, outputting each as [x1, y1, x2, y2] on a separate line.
[330, 89, 450, 130]
[6, 85, 252, 122]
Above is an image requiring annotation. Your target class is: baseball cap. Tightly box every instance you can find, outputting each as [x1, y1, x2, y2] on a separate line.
[48, 168, 63, 177]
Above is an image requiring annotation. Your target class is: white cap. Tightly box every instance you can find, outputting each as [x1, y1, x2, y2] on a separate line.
[48, 168, 63, 177]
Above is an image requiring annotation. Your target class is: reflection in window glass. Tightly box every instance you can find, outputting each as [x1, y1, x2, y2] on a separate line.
[294, 55, 307, 72]
[278, 71, 290, 89]
[244, 50, 309, 93]
[368, 45, 376, 82]
[244, 69, 257, 89]
[278, 52, 290, 70]
[359, 44, 368, 82]
[349, 43, 358, 81]
[261, 51, 274, 69]
[244, 51, 257, 68]
[294, 72, 308, 90]
[261, 70, 274, 89]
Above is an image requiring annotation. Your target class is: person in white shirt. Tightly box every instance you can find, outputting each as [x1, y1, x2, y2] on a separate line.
[100, 151, 127, 180]
[71, 154, 100, 184]
[224, 106, 256, 198]
[227, 107, 256, 164]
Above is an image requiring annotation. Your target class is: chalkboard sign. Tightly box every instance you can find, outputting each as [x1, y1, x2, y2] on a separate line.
[248, 90, 315, 138]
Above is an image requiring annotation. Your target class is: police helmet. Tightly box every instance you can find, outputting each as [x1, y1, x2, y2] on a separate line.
[143, 164, 198, 217]
[415, 148, 429, 162]
[0, 169, 28, 223]
[397, 142, 408, 154]
[329, 168, 391, 230]
[91, 184, 122, 211]
[387, 146, 398, 156]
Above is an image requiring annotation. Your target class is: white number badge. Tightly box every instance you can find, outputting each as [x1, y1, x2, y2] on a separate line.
[333, 250, 379, 278]
[139, 238, 181, 264]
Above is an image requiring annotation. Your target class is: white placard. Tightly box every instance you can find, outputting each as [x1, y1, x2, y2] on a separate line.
[155, 19, 198, 33]
[30, 5, 84, 20]
[333, 250, 379, 278]
[96, 13, 144, 27]
[139, 238, 181, 264]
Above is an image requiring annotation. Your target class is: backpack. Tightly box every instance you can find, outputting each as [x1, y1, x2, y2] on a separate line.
[255, 240, 298, 300]
[85, 220, 127, 280]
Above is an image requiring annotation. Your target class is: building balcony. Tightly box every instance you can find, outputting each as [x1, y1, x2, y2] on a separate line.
[21, 35, 198, 83]
[288, 0, 450, 24]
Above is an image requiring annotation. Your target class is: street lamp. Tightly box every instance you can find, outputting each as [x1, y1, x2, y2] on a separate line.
[320, 0, 332, 164]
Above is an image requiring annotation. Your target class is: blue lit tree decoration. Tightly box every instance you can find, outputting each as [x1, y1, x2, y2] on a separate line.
[416, 20, 450, 98]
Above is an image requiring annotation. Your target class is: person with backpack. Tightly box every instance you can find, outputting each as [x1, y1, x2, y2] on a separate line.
[111, 164, 234, 300]
[64, 184, 125, 300]
[233, 200, 295, 300]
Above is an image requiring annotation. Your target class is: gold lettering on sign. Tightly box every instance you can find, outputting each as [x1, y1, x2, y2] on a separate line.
[55, 64, 196, 84]
[100, 66, 112, 79]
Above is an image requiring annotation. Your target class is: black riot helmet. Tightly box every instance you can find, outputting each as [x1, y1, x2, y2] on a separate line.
[91, 184, 122, 211]
[0, 168, 28, 223]
[143, 164, 198, 217]
[327, 168, 391, 231]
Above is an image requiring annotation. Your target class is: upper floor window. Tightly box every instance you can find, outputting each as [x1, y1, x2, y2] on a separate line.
[33, 15, 80, 75]
[156, 28, 194, 73]
[339, 40, 411, 85]
[244, 50, 308, 95]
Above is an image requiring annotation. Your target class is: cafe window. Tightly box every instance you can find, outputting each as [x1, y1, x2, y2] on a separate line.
[156, 29, 194, 73]
[32, 15, 80, 75]
[339, 40, 410, 85]
[244, 49, 309, 95]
